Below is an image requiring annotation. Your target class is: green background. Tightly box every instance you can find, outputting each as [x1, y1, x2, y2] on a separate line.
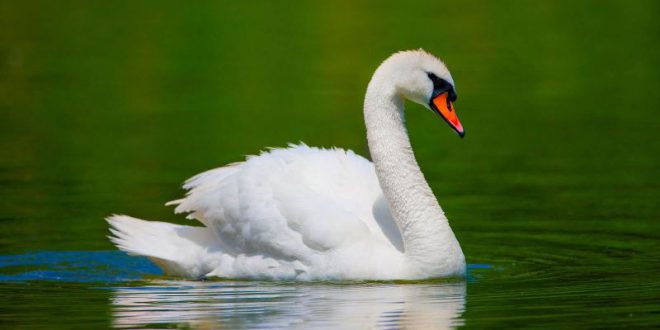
[1, 0, 659, 328]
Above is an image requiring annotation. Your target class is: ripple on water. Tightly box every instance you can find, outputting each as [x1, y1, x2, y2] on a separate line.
[0, 251, 471, 329]
[110, 280, 467, 329]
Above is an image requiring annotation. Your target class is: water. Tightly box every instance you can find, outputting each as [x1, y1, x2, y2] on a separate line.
[111, 278, 467, 329]
[1, 0, 659, 328]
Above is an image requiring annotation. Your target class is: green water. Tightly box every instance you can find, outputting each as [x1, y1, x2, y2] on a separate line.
[1, 0, 659, 328]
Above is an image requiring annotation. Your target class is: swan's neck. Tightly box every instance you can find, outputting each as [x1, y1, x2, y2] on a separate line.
[364, 79, 464, 276]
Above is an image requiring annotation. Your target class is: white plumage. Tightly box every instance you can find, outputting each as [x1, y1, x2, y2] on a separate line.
[108, 50, 466, 280]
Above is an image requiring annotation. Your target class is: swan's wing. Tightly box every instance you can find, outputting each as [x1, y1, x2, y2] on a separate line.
[169, 144, 400, 263]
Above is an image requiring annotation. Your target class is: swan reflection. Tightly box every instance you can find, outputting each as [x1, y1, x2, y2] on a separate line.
[111, 280, 466, 329]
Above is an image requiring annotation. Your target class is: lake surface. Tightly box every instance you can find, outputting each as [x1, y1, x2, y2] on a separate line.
[1, 1, 659, 328]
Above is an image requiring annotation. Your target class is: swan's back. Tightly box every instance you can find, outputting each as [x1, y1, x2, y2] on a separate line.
[132, 144, 406, 279]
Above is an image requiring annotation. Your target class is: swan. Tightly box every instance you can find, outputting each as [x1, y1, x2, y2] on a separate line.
[108, 49, 466, 280]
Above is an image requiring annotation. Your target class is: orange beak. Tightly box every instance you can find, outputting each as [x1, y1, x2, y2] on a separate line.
[431, 92, 464, 138]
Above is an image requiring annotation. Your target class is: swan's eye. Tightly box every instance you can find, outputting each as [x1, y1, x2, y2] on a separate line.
[426, 72, 457, 102]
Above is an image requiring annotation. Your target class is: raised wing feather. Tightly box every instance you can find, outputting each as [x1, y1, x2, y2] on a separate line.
[169, 144, 400, 263]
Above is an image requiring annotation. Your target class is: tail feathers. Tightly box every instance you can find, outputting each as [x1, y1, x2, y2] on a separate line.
[107, 215, 221, 279]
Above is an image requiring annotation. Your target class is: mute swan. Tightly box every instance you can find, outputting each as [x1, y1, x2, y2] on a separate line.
[108, 49, 466, 280]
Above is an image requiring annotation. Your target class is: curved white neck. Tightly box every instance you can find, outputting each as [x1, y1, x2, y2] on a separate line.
[364, 76, 464, 276]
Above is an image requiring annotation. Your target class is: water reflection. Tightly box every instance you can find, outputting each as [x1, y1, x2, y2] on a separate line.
[111, 280, 466, 329]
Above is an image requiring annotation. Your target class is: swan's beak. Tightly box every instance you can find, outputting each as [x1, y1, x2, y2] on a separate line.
[430, 92, 465, 138]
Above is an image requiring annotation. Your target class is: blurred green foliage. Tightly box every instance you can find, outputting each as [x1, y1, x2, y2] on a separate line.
[0, 0, 659, 328]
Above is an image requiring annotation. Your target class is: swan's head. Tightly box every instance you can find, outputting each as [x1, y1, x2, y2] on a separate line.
[375, 49, 464, 137]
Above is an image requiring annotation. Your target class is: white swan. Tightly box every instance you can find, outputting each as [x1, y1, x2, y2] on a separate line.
[108, 49, 466, 280]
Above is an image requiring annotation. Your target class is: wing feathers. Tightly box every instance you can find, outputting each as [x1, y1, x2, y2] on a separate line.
[162, 144, 397, 270]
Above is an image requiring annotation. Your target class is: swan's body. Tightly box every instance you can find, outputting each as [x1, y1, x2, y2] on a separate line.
[109, 50, 466, 280]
